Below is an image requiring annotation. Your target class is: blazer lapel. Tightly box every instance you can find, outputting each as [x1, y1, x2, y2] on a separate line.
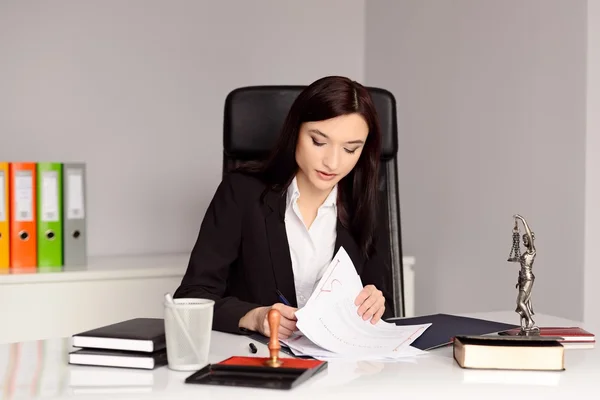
[262, 189, 298, 307]
[335, 220, 365, 276]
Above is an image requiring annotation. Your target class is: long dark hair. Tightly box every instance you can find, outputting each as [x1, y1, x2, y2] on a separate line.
[239, 76, 382, 258]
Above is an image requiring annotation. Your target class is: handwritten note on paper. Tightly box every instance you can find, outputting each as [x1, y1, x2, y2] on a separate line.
[289, 247, 431, 360]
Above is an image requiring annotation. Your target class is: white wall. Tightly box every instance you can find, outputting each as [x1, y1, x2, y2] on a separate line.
[365, 0, 587, 321]
[585, 0, 600, 333]
[0, 0, 365, 257]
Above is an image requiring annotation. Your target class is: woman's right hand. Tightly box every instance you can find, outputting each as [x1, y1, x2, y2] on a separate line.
[240, 303, 298, 339]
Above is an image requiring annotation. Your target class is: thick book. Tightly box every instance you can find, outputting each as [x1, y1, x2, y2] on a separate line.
[389, 313, 519, 350]
[453, 335, 565, 371]
[499, 326, 595, 343]
[68, 348, 168, 370]
[72, 318, 166, 353]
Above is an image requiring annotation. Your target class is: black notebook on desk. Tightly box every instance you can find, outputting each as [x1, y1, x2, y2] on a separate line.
[389, 313, 519, 350]
[68, 348, 168, 370]
[72, 318, 166, 353]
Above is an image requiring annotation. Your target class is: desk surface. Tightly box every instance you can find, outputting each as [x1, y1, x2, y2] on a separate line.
[0, 311, 596, 399]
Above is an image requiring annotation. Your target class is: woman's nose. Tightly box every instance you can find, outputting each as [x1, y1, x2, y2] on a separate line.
[322, 148, 340, 170]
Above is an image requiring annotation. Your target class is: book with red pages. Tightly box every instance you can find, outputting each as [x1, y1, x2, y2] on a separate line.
[499, 327, 595, 342]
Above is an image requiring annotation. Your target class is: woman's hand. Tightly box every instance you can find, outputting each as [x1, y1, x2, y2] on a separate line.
[239, 303, 298, 339]
[354, 284, 385, 324]
[257, 303, 298, 338]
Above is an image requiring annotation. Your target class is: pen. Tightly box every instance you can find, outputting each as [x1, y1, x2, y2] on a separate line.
[275, 289, 291, 306]
[248, 343, 257, 354]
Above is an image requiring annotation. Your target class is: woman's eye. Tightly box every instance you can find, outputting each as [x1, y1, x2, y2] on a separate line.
[344, 148, 357, 154]
[311, 138, 325, 146]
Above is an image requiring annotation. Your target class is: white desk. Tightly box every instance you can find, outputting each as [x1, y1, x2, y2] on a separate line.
[0, 311, 596, 399]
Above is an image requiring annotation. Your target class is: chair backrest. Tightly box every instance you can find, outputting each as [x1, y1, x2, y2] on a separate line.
[222, 85, 406, 317]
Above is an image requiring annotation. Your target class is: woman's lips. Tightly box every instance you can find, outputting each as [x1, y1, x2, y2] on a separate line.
[316, 170, 337, 181]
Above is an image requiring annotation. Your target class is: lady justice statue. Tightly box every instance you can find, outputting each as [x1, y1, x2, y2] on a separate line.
[507, 214, 540, 335]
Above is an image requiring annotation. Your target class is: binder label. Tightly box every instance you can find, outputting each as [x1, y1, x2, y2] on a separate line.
[67, 169, 85, 219]
[41, 170, 59, 222]
[0, 171, 5, 222]
[15, 170, 33, 222]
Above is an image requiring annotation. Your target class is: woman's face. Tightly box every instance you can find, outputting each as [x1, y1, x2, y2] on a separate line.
[295, 113, 369, 194]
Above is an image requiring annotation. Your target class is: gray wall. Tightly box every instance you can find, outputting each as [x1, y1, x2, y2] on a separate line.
[0, 0, 365, 257]
[365, 0, 587, 320]
[1, 0, 591, 323]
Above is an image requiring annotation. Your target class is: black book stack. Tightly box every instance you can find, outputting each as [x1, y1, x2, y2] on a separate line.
[69, 318, 168, 370]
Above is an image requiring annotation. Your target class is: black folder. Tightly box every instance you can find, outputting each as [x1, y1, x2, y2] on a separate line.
[389, 313, 519, 350]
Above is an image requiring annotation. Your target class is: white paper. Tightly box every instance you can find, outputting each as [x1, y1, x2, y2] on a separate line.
[282, 247, 431, 360]
[283, 332, 426, 362]
[15, 171, 33, 222]
[67, 169, 85, 219]
[41, 171, 59, 222]
[0, 171, 5, 222]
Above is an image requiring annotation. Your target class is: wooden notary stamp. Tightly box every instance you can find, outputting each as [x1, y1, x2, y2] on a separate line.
[265, 309, 283, 367]
[184, 308, 327, 390]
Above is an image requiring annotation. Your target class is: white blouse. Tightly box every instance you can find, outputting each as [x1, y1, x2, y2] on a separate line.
[284, 177, 338, 308]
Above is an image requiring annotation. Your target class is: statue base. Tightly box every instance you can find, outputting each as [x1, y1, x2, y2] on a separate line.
[517, 326, 540, 336]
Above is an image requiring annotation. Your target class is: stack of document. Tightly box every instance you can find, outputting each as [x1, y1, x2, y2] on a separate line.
[281, 247, 431, 361]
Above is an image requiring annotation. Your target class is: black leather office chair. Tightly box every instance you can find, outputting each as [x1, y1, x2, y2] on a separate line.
[222, 85, 406, 318]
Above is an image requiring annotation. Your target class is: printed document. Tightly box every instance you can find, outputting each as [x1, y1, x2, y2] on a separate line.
[282, 247, 430, 360]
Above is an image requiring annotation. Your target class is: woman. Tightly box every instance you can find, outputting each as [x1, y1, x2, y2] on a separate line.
[174, 76, 394, 339]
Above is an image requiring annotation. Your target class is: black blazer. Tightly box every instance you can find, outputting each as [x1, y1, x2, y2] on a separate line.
[173, 172, 394, 334]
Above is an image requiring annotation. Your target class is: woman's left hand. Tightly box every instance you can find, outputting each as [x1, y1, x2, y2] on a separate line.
[354, 284, 385, 324]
